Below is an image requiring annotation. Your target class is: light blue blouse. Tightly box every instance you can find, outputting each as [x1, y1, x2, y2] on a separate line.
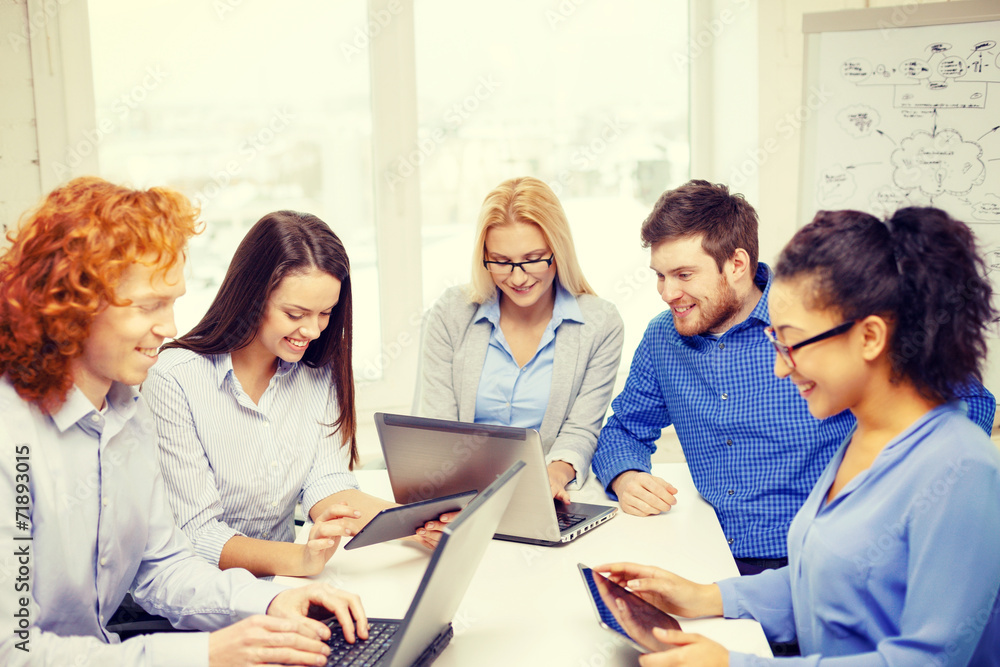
[719, 404, 1000, 666]
[473, 280, 584, 430]
[143, 349, 358, 567]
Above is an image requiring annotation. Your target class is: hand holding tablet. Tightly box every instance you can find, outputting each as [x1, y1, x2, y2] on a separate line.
[344, 490, 478, 550]
[578, 564, 681, 653]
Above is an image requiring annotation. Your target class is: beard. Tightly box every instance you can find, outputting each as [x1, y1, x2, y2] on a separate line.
[673, 274, 743, 337]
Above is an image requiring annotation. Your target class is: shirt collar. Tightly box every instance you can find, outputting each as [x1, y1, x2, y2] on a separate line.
[213, 352, 295, 389]
[52, 382, 139, 434]
[474, 278, 583, 328]
[213, 353, 236, 388]
[552, 279, 584, 327]
[743, 262, 773, 328]
[700, 261, 772, 336]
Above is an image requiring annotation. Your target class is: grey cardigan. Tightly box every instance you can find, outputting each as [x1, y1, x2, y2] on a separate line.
[413, 285, 624, 486]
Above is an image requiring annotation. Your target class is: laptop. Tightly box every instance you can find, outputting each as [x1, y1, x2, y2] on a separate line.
[374, 412, 617, 546]
[321, 461, 525, 667]
[577, 563, 682, 654]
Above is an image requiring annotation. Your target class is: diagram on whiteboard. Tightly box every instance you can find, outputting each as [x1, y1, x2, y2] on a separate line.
[810, 22, 1000, 228]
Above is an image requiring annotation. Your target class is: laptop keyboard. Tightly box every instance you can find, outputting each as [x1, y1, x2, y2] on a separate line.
[326, 619, 400, 667]
[556, 511, 587, 531]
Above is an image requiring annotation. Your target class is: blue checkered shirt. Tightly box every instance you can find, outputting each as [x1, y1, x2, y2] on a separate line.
[592, 263, 996, 560]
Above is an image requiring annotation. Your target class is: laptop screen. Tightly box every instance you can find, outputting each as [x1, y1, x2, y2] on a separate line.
[383, 461, 525, 666]
[578, 564, 682, 653]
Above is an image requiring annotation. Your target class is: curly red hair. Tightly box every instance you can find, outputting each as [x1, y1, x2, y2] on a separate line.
[0, 177, 201, 413]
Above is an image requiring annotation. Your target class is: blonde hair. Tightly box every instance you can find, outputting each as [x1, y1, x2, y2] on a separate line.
[466, 177, 595, 304]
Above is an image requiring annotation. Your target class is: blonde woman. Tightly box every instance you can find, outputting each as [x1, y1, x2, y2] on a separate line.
[415, 177, 624, 500]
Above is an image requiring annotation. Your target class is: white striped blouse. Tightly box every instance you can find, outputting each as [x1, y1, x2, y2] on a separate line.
[143, 348, 358, 566]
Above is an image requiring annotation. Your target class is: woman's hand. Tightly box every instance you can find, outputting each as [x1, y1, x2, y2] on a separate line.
[301, 503, 360, 575]
[597, 562, 723, 618]
[638, 629, 729, 667]
[547, 461, 576, 503]
[415, 511, 461, 549]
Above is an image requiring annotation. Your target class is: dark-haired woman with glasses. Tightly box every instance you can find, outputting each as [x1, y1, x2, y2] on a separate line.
[414, 177, 624, 501]
[598, 207, 1000, 666]
[143, 211, 421, 579]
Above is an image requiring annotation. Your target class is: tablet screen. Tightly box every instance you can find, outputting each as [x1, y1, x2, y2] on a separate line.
[578, 564, 681, 653]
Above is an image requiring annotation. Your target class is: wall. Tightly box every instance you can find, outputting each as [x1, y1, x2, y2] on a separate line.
[753, 0, 969, 266]
[689, 0, 760, 206]
[0, 0, 42, 236]
[0, 0, 97, 239]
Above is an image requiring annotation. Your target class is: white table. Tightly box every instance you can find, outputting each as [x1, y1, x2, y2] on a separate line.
[276, 463, 772, 664]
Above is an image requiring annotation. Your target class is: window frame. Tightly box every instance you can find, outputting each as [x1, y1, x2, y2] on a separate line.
[49, 0, 425, 412]
[40, 0, 707, 415]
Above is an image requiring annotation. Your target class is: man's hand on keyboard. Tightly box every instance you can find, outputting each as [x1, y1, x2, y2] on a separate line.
[208, 614, 336, 666]
[267, 582, 369, 644]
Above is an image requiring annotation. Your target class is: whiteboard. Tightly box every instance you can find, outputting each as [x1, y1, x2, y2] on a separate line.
[799, 2, 1000, 400]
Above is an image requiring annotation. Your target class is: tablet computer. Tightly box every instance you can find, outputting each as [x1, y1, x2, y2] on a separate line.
[344, 489, 478, 550]
[577, 563, 682, 653]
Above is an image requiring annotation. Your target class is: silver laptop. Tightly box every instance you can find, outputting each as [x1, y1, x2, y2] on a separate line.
[321, 461, 526, 667]
[375, 412, 617, 547]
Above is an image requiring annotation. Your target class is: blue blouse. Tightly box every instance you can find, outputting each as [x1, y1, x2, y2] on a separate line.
[473, 280, 583, 430]
[719, 404, 1000, 666]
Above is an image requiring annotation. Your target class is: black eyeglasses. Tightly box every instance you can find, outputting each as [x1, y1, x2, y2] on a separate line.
[764, 321, 856, 369]
[483, 255, 554, 275]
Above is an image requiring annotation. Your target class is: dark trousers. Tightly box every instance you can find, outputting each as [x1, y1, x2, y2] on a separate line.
[734, 556, 788, 577]
[106, 594, 190, 639]
[733, 557, 801, 657]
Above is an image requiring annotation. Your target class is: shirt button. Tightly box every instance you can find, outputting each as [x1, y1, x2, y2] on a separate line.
[727, 489, 735, 495]
[727, 538, 734, 545]
[271, 501, 278, 508]
[721, 393, 728, 400]
[271, 460, 278, 467]
[726, 439, 733, 446]
[90, 415, 100, 423]
[100, 557, 108, 566]
[718, 342, 725, 350]
[102, 497, 109, 507]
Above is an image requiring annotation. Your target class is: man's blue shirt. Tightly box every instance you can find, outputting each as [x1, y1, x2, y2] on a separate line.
[592, 263, 996, 560]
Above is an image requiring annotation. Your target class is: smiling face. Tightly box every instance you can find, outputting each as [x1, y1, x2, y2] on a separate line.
[768, 277, 872, 420]
[650, 235, 743, 336]
[250, 268, 342, 365]
[73, 259, 186, 408]
[484, 222, 557, 313]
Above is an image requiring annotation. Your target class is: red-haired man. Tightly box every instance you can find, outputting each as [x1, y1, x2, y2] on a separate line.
[0, 178, 367, 666]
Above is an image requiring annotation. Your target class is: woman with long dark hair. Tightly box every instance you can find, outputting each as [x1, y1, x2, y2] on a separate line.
[599, 207, 1000, 665]
[144, 210, 402, 577]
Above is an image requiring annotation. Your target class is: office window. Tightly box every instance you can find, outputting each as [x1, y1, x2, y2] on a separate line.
[85, 0, 689, 396]
[413, 0, 689, 336]
[87, 1, 382, 372]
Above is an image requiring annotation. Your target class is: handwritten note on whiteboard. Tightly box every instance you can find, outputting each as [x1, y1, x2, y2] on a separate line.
[807, 22, 1000, 234]
[801, 16, 1000, 390]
